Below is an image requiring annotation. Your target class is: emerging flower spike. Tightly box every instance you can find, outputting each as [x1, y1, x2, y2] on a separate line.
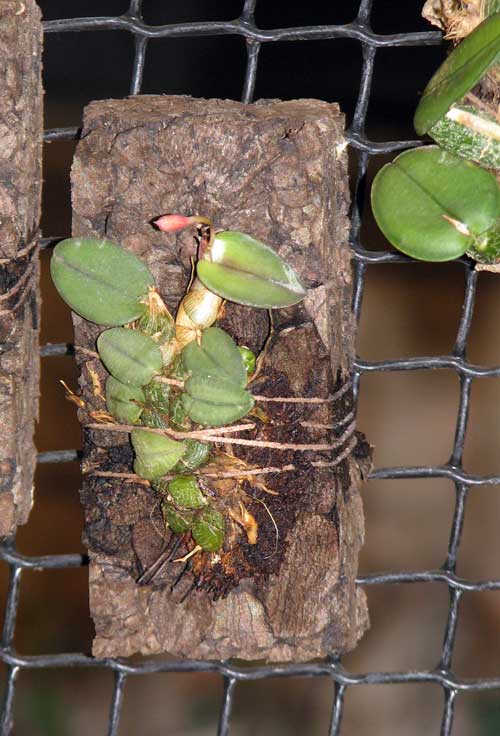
[154, 214, 193, 233]
[155, 212, 307, 309]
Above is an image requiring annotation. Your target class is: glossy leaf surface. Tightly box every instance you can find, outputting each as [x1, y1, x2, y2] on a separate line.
[238, 346, 256, 375]
[197, 231, 306, 308]
[371, 146, 500, 262]
[50, 238, 153, 325]
[131, 429, 185, 481]
[105, 376, 144, 425]
[414, 12, 500, 134]
[97, 328, 162, 386]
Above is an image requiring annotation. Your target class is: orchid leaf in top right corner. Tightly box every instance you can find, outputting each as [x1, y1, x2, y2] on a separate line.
[414, 12, 500, 135]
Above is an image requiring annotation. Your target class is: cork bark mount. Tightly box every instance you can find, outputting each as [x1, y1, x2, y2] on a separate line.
[0, 0, 42, 537]
[71, 96, 369, 661]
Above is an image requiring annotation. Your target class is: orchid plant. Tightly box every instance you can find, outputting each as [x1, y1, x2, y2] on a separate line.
[371, 11, 500, 266]
[51, 215, 306, 591]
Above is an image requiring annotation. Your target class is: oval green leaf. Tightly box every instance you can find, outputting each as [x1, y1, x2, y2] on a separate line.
[131, 428, 186, 481]
[168, 475, 207, 510]
[182, 327, 247, 387]
[371, 146, 500, 262]
[182, 376, 254, 426]
[97, 327, 163, 386]
[414, 12, 500, 135]
[105, 376, 144, 425]
[50, 237, 154, 325]
[197, 231, 306, 308]
[191, 508, 225, 552]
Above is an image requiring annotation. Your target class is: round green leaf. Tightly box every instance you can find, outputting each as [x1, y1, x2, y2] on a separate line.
[182, 327, 247, 387]
[414, 12, 500, 135]
[105, 376, 144, 425]
[191, 508, 225, 552]
[197, 231, 306, 308]
[168, 475, 207, 510]
[97, 327, 163, 386]
[371, 146, 500, 262]
[131, 428, 186, 481]
[50, 237, 154, 325]
[182, 376, 255, 426]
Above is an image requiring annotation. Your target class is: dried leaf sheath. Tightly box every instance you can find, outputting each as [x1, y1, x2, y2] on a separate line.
[72, 96, 369, 660]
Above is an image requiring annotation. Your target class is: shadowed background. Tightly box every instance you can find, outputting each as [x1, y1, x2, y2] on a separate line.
[4, 1, 500, 734]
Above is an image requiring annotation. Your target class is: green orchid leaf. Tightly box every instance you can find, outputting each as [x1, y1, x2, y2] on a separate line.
[131, 428, 185, 481]
[140, 408, 169, 430]
[143, 380, 171, 414]
[50, 237, 154, 325]
[105, 376, 144, 425]
[97, 327, 162, 386]
[182, 327, 247, 388]
[182, 376, 255, 426]
[467, 219, 500, 264]
[161, 501, 194, 534]
[169, 395, 191, 430]
[167, 475, 207, 510]
[173, 439, 211, 472]
[371, 146, 500, 262]
[414, 12, 500, 135]
[191, 508, 225, 552]
[428, 104, 500, 169]
[197, 231, 306, 308]
[141, 379, 170, 428]
[238, 346, 256, 376]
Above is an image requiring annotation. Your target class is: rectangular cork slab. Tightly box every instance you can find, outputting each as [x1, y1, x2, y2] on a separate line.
[0, 0, 43, 537]
[71, 96, 369, 661]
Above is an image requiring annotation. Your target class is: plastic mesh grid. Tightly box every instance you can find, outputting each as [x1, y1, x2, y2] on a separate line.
[2, 0, 498, 734]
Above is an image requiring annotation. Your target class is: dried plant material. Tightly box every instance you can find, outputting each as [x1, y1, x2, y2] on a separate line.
[422, 0, 484, 38]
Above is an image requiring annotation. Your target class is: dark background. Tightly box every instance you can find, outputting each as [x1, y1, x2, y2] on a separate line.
[6, 2, 500, 735]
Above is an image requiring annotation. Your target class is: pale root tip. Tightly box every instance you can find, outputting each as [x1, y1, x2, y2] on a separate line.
[154, 214, 191, 232]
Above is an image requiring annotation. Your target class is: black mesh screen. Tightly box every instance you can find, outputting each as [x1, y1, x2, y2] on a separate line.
[2, 1, 497, 734]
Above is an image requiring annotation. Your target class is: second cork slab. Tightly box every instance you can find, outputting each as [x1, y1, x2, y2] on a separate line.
[71, 95, 370, 661]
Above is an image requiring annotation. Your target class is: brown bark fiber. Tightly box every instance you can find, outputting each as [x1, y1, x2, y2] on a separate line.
[71, 96, 370, 661]
[0, 0, 43, 536]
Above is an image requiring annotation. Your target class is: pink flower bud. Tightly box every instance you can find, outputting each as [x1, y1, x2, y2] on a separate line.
[154, 214, 191, 233]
